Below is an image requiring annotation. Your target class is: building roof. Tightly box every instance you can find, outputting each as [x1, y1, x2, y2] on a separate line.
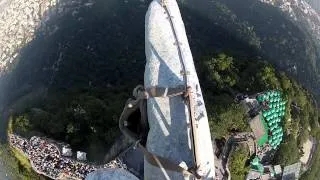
[62, 146, 72, 157]
[282, 162, 301, 180]
[274, 165, 282, 175]
[246, 170, 260, 180]
[77, 151, 87, 161]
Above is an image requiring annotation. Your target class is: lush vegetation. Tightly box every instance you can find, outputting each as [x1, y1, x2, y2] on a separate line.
[11, 88, 131, 162]
[0, 0, 319, 171]
[0, 118, 42, 179]
[198, 53, 287, 137]
[0, 143, 42, 180]
[229, 144, 250, 180]
[300, 131, 320, 180]
[11, 147, 33, 174]
[10, 49, 319, 167]
[198, 53, 319, 173]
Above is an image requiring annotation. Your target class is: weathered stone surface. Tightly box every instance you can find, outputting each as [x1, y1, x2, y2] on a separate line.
[144, 0, 215, 179]
[0, 0, 94, 75]
[85, 169, 138, 180]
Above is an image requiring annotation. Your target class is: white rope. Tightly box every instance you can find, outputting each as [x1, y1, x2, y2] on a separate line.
[153, 155, 171, 180]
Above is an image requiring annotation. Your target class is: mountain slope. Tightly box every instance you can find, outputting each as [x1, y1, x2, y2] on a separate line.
[181, 0, 320, 101]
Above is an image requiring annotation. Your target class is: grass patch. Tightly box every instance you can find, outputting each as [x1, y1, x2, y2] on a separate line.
[229, 144, 250, 180]
[6, 115, 40, 179]
[8, 115, 33, 172]
[7, 115, 13, 135]
[11, 147, 33, 172]
[7, 116, 30, 167]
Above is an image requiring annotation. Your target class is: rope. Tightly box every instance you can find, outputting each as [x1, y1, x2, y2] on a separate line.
[160, 1, 203, 178]
[119, 0, 205, 178]
[119, 85, 200, 178]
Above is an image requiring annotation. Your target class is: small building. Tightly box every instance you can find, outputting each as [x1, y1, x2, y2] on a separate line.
[246, 170, 260, 180]
[77, 151, 87, 161]
[282, 162, 301, 180]
[62, 146, 72, 157]
[274, 165, 282, 175]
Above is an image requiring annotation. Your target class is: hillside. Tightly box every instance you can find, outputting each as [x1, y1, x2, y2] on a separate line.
[0, 0, 319, 178]
[306, 0, 320, 13]
[181, 0, 320, 101]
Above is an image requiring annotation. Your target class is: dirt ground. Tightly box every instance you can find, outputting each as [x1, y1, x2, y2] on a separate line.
[300, 138, 312, 164]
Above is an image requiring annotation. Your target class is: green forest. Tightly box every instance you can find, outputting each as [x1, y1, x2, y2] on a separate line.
[0, 143, 42, 180]
[196, 53, 319, 179]
[1, 0, 320, 178]
[10, 53, 320, 178]
[229, 144, 250, 180]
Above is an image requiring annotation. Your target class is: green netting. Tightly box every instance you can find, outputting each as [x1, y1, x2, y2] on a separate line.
[273, 114, 277, 119]
[277, 129, 281, 134]
[257, 95, 263, 102]
[258, 91, 286, 147]
[263, 112, 267, 117]
[277, 134, 281, 138]
[251, 157, 264, 174]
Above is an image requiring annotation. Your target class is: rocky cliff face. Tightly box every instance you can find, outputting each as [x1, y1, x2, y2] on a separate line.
[0, 0, 56, 74]
[259, 0, 320, 44]
[257, 0, 320, 98]
[0, 0, 94, 75]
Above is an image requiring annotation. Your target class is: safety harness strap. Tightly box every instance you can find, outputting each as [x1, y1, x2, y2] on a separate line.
[145, 85, 186, 98]
[119, 85, 200, 179]
[138, 143, 199, 178]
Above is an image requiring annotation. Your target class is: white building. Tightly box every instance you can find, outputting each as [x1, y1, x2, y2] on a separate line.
[62, 146, 72, 157]
[77, 151, 87, 161]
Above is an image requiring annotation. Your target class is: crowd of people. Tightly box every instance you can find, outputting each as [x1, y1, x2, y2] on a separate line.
[9, 135, 125, 179]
